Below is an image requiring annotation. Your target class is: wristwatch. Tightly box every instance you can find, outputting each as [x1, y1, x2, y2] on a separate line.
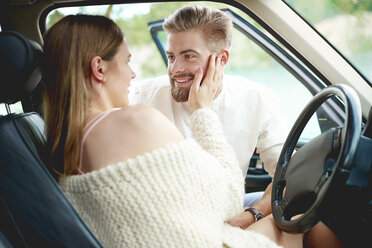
[244, 207, 264, 221]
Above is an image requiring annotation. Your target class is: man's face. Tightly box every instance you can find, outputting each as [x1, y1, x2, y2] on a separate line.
[166, 29, 211, 102]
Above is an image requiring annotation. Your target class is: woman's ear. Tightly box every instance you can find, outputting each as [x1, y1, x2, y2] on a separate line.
[90, 56, 105, 82]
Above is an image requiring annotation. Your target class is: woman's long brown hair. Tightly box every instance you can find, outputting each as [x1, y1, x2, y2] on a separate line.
[42, 14, 123, 176]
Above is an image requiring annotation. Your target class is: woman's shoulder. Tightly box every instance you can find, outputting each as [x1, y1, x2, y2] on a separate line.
[82, 105, 184, 172]
[115, 105, 177, 130]
[119, 104, 166, 119]
[108, 105, 184, 156]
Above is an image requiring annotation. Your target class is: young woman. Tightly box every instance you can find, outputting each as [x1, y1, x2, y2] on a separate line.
[42, 14, 339, 248]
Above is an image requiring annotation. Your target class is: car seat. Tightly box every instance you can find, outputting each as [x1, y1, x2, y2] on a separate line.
[0, 31, 103, 247]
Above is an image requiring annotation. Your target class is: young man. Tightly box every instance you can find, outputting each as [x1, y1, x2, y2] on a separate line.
[129, 5, 288, 229]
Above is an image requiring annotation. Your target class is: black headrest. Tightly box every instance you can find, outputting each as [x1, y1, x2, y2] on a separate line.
[0, 31, 42, 104]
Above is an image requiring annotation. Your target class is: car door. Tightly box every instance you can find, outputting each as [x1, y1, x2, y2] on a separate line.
[148, 8, 345, 192]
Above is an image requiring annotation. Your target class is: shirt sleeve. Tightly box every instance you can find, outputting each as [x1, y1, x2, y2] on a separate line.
[128, 83, 145, 106]
[256, 89, 288, 178]
[128, 75, 170, 106]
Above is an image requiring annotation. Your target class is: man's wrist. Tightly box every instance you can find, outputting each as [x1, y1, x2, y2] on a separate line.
[244, 207, 264, 222]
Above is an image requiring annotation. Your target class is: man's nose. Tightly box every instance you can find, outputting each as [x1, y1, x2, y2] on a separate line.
[169, 58, 184, 74]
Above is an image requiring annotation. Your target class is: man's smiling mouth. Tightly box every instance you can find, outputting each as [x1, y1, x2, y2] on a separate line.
[174, 78, 193, 87]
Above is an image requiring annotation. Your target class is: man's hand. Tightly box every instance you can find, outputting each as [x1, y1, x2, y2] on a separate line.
[187, 54, 223, 112]
[226, 182, 273, 229]
[226, 209, 256, 229]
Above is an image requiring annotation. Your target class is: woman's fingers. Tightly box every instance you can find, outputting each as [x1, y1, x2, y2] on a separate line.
[213, 55, 222, 80]
[187, 67, 203, 111]
[187, 53, 224, 112]
[213, 55, 223, 97]
[190, 67, 203, 94]
[203, 54, 222, 92]
[203, 54, 216, 87]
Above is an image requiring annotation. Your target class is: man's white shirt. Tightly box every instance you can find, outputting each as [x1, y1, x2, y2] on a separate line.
[129, 74, 288, 178]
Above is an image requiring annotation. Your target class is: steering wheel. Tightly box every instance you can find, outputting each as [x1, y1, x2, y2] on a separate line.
[272, 84, 362, 233]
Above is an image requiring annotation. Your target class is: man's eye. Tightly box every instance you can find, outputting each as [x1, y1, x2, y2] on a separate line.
[167, 56, 175, 61]
[185, 54, 194, 59]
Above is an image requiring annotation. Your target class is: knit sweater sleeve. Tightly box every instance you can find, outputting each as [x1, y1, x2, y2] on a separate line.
[190, 108, 245, 210]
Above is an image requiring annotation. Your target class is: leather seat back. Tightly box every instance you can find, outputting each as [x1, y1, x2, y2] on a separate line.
[0, 31, 103, 248]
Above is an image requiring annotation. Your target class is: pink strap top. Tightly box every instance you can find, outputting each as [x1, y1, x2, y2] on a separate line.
[78, 108, 120, 174]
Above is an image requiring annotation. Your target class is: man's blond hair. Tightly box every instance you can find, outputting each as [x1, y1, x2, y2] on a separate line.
[163, 5, 232, 52]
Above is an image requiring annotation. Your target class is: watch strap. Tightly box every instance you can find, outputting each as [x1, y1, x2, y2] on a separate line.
[244, 207, 264, 221]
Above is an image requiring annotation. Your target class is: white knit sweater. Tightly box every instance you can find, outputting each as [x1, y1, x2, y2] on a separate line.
[59, 108, 280, 248]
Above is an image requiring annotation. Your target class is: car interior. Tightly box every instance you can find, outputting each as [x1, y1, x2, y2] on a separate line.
[0, 31, 103, 247]
[1, 0, 372, 247]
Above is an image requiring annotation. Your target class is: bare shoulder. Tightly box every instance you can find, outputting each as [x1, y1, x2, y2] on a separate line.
[83, 105, 185, 171]
[83, 106, 184, 171]
[121, 104, 167, 119]
[118, 105, 179, 133]
[111, 105, 184, 154]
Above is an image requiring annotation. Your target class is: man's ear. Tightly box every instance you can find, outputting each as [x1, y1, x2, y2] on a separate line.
[90, 56, 105, 82]
[220, 49, 229, 66]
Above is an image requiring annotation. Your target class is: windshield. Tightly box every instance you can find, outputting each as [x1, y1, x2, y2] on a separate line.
[284, 0, 372, 85]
